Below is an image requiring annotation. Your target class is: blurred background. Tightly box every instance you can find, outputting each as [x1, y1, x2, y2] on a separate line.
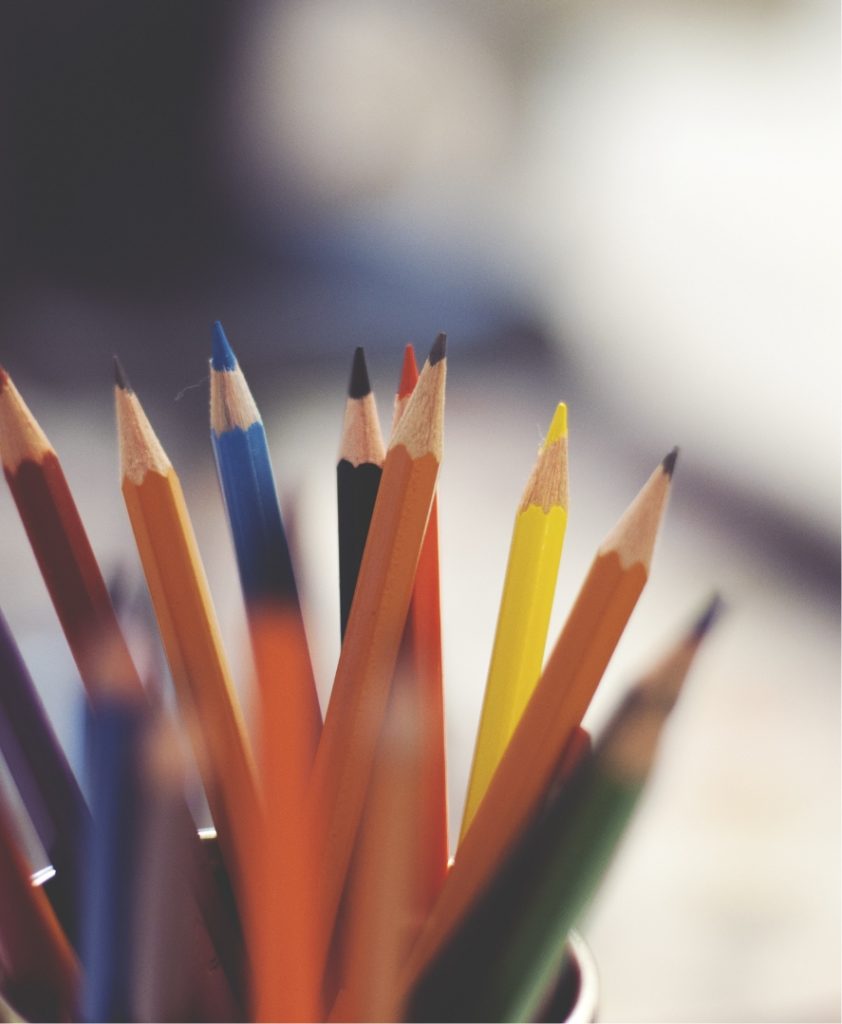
[0, 1, 838, 1020]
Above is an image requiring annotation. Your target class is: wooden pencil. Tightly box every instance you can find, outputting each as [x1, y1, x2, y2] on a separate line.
[338, 654, 424, 1022]
[209, 318, 321, 755]
[401, 449, 678, 991]
[336, 343, 448, 1013]
[0, 788, 79, 1023]
[210, 322, 310, 614]
[307, 333, 447, 981]
[408, 596, 722, 1022]
[0, 609, 88, 947]
[460, 401, 569, 839]
[80, 692, 146, 1024]
[0, 368, 251, 994]
[247, 605, 322, 1023]
[114, 360, 258, 896]
[0, 366, 144, 702]
[392, 343, 449, 909]
[337, 346, 386, 638]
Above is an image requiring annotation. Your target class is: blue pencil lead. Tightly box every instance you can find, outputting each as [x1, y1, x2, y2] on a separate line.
[211, 321, 238, 372]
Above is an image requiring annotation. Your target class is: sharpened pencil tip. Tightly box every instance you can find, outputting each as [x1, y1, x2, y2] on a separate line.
[429, 332, 447, 366]
[113, 356, 133, 393]
[398, 344, 419, 398]
[662, 446, 679, 478]
[692, 593, 724, 640]
[211, 321, 238, 372]
[348, 346, 371, 399]
[545, 402, 568, 444]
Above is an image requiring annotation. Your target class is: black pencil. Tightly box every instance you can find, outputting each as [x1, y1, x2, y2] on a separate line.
[337, 347, 386, 638]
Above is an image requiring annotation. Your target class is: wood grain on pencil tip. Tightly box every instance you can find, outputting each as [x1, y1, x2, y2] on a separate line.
[310, 337, 447, 974]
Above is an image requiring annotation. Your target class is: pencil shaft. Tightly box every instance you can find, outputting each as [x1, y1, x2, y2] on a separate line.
[0, 611, 88, 947]
[310, 344, 446, 979]
[0, 793, 79, 1023]
[462, 404, 568, 837]
[249, 608, 322, 1022]
[212, 422, 299, 606]
[337, 459, 382, 637]
[121, 465, 258, 887]
[81, 698, 144, 1024]
[4, 456, 143, 698]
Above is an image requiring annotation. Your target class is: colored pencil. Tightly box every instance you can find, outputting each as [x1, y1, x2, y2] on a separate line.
[210, 322, 310, 614]
[115, 360, 258, 897]
[336, 343, 448, 1014]
[407, 596, 721, 1022]
[131, 709, 242, 1023]
[0, 609, 88, 947]
[209, 318, 321, 750]
[307, 333, 447, 979]
[338, 654, 424, 1022]
[0, 367, 144, 702]
[402, 449, 678, 990]
[247, 605, 323, 1022]
[80, 692, 146, 1024]
[337, 346, 386, 638]
[130, 708, 195, 1023]
[392, 343, 449, 908]
[460, 401, 569, 839]
[0, 790, 79, 1023]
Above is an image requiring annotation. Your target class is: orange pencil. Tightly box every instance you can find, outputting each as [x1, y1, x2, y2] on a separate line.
[308, 334, 447, 981]
[402, 450, 677, 992]
[337, 654, 424, 1022]
[115, 362, 258, 896]
[395, 344, 449, 907]
[247, 606, 322, 1023]
[337, 345, 449, 1015]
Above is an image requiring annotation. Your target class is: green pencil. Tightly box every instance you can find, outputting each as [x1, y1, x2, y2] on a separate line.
[406, 595, 721, 1023]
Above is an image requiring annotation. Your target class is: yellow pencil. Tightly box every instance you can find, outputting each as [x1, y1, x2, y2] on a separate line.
[114, 360, 258, 897]
[460, 402, 568, 838]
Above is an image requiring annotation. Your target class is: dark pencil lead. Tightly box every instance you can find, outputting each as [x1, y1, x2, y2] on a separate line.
[211, 321, 238, 373]
[113, 355, 133, 393]
[348, 346, 371, 399]
[661, 446, 679, 478]
[692, 593, 725, 640]
[429, 332, 447, 366]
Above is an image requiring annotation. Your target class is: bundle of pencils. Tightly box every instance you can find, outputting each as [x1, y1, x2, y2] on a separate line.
[0, 333, 721, 1024]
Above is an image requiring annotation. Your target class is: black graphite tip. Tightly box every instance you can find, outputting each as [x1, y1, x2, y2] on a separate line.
[113, 355, 133, 393]
[662, 446, 679, 478]
[348, 346, 371, 399]
[429, 332, 447, 366]
[693, 592, 725, 640]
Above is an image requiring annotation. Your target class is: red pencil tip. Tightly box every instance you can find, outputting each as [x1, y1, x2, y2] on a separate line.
[398, 344, 419, 398]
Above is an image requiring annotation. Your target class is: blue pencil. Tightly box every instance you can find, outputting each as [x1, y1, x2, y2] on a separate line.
[0, 608, 88, 949]
[209, 320, 302, 608]
[80, 693, 145, 1024]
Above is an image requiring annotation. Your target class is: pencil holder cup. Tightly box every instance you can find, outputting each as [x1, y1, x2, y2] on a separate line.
[538, 929, 599, 1024]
